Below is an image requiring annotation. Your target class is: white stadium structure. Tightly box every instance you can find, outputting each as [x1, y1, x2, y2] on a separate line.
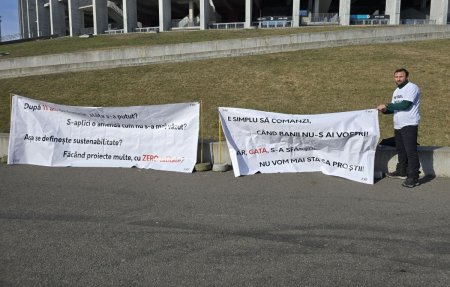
[18, 0, 449, 38]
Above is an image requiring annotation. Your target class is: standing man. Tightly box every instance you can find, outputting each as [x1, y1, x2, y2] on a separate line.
[377, 68, 421, 188]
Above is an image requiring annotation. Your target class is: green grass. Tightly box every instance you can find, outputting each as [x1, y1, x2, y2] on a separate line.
[1, 37, 449, 146]
[1, 26, 377, 59]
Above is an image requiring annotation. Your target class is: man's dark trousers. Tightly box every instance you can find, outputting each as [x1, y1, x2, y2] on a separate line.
[394, 125, 420, 179]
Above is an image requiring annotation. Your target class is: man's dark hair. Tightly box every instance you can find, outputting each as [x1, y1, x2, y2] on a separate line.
[394, 68, 409, 77]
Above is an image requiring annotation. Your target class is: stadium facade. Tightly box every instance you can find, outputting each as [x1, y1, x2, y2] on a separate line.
[18, 0, 450, 38]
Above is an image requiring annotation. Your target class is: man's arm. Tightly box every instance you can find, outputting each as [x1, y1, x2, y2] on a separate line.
[386, 100, 413, 112]
[377, 100, 412, 114]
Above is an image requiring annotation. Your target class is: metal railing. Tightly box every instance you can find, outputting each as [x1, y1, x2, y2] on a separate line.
[135, 27, 159, 33]
[309, 13, 339, 24]
[401, 19, 436, 25]
[252, 20, 292, 28]
[0, 33, 59, 45]
[105, 29, 124, 35]
[351, 19, 389, 25]
[0, 33, 22, 42]
[209, 22, 245, 29]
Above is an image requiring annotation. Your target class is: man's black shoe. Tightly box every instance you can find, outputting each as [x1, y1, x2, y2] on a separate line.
[402, 178, 420, 188]
[386, 171, 407, 179]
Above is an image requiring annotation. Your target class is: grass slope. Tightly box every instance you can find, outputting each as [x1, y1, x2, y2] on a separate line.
[0, 38, 449, 146]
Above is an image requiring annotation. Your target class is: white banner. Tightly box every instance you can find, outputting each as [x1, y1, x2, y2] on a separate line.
[8, 95, 199, 173]
[219, 107, 379, 184]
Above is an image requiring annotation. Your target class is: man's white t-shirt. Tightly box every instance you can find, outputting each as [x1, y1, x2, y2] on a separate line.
[392, 81, 420, 129]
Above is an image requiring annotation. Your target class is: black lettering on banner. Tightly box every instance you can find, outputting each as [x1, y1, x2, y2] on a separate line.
[24, 103, 41, 111]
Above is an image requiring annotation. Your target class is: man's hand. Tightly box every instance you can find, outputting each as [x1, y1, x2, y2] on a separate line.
[377, 104, 387, 113]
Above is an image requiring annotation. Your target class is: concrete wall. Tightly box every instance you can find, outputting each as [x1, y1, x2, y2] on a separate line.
[19, 0, 38, 38]
[50, 0, 66, 36]
[207, 142, 450, 178]
[0, 134, 8, 161]
[339, 0, 351, 25]
[292, 0, 301, 27]
[430, 0, 450, 24]
[69, 0, 82, 36]
[1, 133, 448, 177]
[1, 25, 450, 79]
[93, 0, 108, 35]
[199, 0, 210, 30]
[36, 0, 51, 37]
[374, 146, 450, 178]
[123, 0, 138, 33]
[385, 0, 401, 25]
[159, 0, 171, 32]
[245, 0, 252, 29]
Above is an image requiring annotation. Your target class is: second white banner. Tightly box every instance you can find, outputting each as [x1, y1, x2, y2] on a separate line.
[219, 107, 380, 184]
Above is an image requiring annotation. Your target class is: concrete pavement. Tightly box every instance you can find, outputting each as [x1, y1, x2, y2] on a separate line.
[1, 164, 449, 286]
